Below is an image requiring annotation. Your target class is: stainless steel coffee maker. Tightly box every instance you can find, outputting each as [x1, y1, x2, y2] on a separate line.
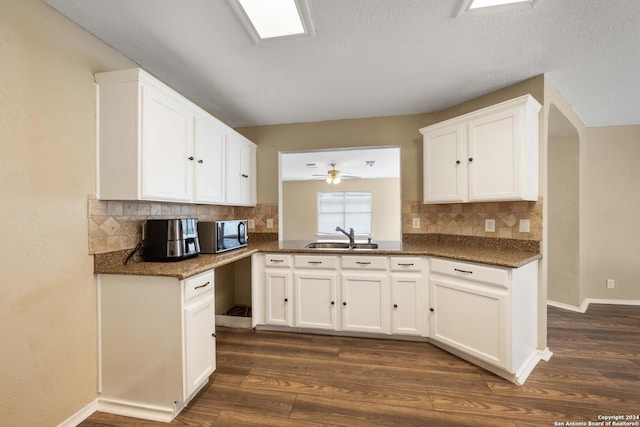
[142, 218, 200, 262]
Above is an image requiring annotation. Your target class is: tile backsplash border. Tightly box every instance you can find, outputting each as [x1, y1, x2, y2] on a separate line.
[88, 195, 541, 254]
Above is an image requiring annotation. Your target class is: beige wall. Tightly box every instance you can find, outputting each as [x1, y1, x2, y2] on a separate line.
[0, 0, 136, 425]
[238, 114, 426, 203]
[282, 178, 401, 240]
[582, 125, 640, 301]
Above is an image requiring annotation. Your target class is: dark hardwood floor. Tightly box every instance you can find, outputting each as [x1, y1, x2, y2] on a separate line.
[81, 304, 640, 426]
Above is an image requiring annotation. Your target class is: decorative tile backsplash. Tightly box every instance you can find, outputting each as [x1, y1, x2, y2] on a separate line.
[87, 194, 278, 254]
[402, 199, 542, 241]
[88, 195, 540, 254]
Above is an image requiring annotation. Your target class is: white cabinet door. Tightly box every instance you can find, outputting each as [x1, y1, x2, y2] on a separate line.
[390, 273, 424, 336]
[140, 84, 194, 202]
[265, 269, 293, 326]
[422, 123, 467, 203]
[294, 270, 338, 330]
[193, 116, 226, 204]
[183, 291, 215, 399]
[430, 276, 508, 369]
[340, 272, 390, 334]
[225, 133, 256, 206]
[242, 142, 257, 206]
[467, 107, 522, 201]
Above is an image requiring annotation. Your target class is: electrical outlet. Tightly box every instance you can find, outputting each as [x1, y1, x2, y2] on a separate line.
[412, 218, 420, 229]
[248, 219, 255, 229]
[266, 218, 273, 229]
[519, 219, 530, 233]
[485, 219, 495, 233]
[606, 279, 615, 289]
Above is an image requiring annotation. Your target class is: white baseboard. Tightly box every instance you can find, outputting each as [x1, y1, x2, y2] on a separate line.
[216, 314, 252, 328]
[57, 399, 98, 427]
[539, 346, 553, 362]
[97, 397, 177, 423]
[547, 298, 640, 313]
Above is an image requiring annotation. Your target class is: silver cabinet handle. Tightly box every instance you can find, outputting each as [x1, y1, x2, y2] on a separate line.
[398, 263, 414, 267]
[308, 261, 322, 264]
[270, 259, 284, 263]
[454, 268, 473, 274]
[356, 261, 371, 265]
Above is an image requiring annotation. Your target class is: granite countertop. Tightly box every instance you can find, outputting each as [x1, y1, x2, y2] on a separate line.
[94, 234, 541, 280]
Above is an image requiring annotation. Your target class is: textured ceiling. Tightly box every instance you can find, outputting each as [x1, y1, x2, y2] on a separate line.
[42, 0, 640, 127]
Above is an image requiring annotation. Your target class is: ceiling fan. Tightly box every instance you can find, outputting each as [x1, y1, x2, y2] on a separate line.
[312, 163, 361, 184]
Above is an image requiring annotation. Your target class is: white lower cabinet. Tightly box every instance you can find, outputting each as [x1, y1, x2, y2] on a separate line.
[294, 270, 338, 330]
[265, 268, 294, 326]
[429, 257, 539, 384]
[259, 254, 428, 337]
[341, 270, 390, 334]
[184, 287, 216, 398]
[340, 256, 390, 334]
[390, 257, 428, 336]
[293, 255, 339, 329]
[430, 276, 508, 366]
[98, 271, 216, 422]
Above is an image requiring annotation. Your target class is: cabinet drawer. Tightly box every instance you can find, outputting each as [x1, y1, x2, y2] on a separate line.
[342, 256, 388, 270]
[431, 258, 508, 288]
[294, 255, 338, 269]
[184, 271, 215, 301]
[390, 257, 424, 272]
[265, 254, 292, 267]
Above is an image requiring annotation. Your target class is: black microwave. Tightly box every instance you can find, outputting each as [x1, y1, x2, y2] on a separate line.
[198, 220, 248, 254]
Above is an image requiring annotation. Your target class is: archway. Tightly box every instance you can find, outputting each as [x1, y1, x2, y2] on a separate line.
[547, 104, 581, 306]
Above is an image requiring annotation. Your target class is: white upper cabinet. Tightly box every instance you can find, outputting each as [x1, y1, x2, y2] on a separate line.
[140, 84, 194, 202]
[96, 68, 256, 206]
[225, 132, 257, 206]
[193, 114, 226, 204]
[420, 95, 541, 204]
[422, 123, 467, 203]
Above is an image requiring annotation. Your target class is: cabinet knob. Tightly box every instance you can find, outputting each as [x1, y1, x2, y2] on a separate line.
[198, 159, 204, 164]
[241, 174, 249, 178]
[188, 156, 194, 161]
[211, 332, 217, 338]
[284, 298, 288, 302]
[343, 302, 347, 306]
[468, 157, 474, 162]
[429, 308, 434, 312]
[393, 304, 398, 309]
[331, 301, 335, 305]
[456, 160, 461, 165]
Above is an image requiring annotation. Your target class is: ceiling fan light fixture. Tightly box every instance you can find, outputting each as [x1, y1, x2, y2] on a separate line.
[326, 163, 341, 184]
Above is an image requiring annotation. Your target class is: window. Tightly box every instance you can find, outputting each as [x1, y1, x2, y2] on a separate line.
[317, 191, 371, 237]
[229, 0, 315, 43]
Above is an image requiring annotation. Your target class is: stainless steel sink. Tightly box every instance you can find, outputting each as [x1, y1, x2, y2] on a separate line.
[351, 243, 379, 250]
[304, 242, 351, 249]
[304, 242, 378, 250]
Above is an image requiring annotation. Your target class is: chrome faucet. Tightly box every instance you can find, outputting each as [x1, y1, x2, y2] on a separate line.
[336, 226, 355, 245]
